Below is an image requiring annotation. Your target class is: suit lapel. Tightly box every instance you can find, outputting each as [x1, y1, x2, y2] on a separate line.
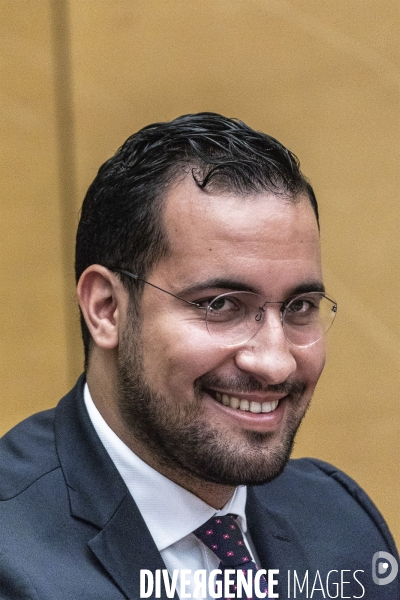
[88, 493, 168, 599]
[246, 485, 309, 599]
[54, 376, 175, 600]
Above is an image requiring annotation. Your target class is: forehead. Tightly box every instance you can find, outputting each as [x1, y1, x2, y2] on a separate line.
[158, 176, 321, 294]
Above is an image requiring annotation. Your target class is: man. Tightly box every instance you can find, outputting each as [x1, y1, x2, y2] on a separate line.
[0, 113, 398, 599]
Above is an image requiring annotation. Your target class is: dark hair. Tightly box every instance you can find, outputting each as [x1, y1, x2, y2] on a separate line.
[75, 112, 319, 367]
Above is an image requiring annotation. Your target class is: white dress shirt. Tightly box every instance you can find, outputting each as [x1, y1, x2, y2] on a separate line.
[84, 384, 258, 599]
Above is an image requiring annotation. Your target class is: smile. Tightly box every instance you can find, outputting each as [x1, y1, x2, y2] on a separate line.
[213, 391, 279, 413]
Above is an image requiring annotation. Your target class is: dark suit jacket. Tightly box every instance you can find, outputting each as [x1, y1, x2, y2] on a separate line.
[0, 376, 398, 599]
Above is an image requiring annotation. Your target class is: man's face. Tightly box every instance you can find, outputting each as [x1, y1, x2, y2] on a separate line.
[117, 177, 325, 489]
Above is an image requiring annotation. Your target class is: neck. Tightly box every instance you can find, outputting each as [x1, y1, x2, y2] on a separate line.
[143, 461, 237, 509]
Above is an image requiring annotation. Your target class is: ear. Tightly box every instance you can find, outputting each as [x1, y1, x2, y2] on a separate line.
[77, 265, 126, 350]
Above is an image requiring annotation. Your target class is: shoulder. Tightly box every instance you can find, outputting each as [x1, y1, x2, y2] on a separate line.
[266, 457, 385, 518]
[251, 457, 398, 557]
[260, 456, 378, 503]
[0, 407, 59, 499]
[256, 456, 387, 525]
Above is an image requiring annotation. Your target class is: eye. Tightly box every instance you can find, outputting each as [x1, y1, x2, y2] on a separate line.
[209, 296, 238, 312]
[284, 294, 321, 322]
[194, 297, 215, 309]
[195, 295, 239, 312]
[287, 299, 312, 313]
[202, 293, 245, 323]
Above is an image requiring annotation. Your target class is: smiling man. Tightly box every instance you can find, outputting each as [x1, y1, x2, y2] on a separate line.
[0, 114, 398, 599]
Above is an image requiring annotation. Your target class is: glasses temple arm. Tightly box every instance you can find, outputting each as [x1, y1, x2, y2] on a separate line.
[112, 268, 202, 308]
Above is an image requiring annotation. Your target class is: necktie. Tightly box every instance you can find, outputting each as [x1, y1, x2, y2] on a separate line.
[193, 514, 268, 599]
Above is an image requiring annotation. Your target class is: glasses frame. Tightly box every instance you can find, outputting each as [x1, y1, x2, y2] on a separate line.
[112, 268, 337, 347]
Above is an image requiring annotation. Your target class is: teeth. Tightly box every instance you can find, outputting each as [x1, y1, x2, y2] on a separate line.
[230, 397, 240, 409]
[212, 392, 279, 413]
[262, 400, 279, 413]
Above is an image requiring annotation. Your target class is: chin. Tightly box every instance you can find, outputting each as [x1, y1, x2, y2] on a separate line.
[172, 425, 298, 488]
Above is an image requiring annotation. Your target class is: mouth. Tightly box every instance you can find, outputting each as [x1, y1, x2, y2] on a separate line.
[207, 390, 280, 414]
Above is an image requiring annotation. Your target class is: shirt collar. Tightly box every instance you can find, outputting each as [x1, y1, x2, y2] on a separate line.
[84, 383, 248, 551]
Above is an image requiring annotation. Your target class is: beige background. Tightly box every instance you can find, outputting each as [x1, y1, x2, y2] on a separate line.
[1, 1, 399, 546]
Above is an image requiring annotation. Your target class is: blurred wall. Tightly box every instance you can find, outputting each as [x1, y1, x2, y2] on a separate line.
[1, 0, 399, 544]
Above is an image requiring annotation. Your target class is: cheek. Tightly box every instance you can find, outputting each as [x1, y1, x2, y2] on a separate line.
[140, 319, 226, 395]
[296, 343, 326, 391]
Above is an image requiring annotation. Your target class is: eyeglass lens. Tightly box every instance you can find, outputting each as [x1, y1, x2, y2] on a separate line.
[205, 291, 337, 347]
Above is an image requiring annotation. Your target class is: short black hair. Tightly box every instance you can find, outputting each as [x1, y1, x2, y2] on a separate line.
[75, 112, 319, 367]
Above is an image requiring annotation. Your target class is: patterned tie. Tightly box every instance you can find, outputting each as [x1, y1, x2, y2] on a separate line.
[193, 514, 268, 599]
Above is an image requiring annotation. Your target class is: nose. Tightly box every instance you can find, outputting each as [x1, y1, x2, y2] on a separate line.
[234, 308, 297, 385]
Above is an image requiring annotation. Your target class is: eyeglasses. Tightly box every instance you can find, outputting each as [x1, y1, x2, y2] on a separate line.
[113, 268, 337, 347]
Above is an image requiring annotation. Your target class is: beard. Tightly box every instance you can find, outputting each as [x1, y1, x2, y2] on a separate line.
[117, 316, 309, 488]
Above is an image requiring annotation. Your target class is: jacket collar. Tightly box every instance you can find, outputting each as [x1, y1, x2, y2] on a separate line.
[246, 484, 308, 598]
[55, 375, 172, 599]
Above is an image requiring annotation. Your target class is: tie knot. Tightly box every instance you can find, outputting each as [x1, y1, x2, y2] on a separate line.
[193, 514, 251, 567]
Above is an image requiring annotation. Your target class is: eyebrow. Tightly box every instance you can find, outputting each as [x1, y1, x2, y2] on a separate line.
[178, 278, 258, 296]
[289, 280, 326, 296]
[178, 278, 326, 297]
